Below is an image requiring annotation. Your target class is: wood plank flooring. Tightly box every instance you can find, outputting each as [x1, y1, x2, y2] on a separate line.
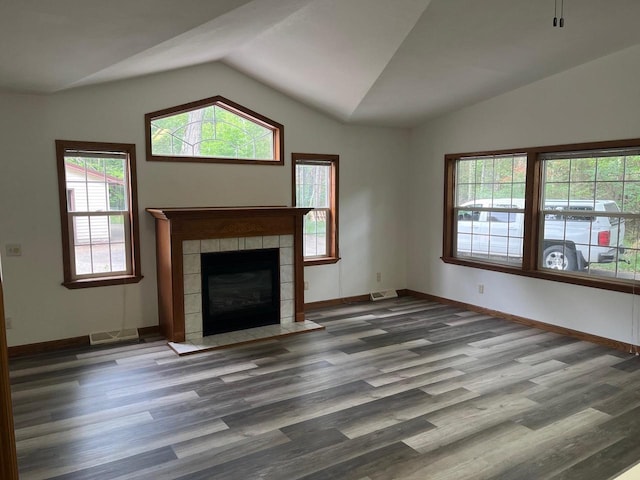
[9, 297, 640, 479]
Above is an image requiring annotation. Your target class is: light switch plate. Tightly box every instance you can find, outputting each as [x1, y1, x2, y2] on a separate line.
[6, 244, 22, 257]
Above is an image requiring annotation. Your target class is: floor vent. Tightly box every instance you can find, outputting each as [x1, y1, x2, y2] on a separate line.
[89, 328, 139, 345]
[370, 289, 398, 301]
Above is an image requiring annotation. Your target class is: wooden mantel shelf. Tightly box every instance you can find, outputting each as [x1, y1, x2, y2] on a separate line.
[146, 206, 311, 342]
[147, 206, 309, 220]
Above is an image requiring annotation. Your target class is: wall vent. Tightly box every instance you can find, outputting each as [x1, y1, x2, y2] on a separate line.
[370, 289, 398, 301]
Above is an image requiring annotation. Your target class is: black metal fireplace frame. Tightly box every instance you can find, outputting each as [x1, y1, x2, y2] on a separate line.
[201, 248, 280, 336]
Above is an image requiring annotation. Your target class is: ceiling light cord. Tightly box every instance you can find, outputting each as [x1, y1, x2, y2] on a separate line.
[553, 0, 565, 28]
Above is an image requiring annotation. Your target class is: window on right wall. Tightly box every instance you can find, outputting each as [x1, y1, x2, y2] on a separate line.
[292, 153, 340, 265]
[539, 147, 639, 280]
[443, 138, 640, 293]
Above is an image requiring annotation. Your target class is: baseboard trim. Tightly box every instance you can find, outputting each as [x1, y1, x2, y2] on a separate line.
[405, 289, 638, 354]
[305, 294, 371, 310]
[304, 289, 411, 311]
[8, 336, 89, 358]
[137, 326, 161, 337]
[8, 326, 160, 358]
[15, 288, 627, 356]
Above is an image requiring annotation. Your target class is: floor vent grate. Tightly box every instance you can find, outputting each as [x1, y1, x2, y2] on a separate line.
[370, 289, 398, 301]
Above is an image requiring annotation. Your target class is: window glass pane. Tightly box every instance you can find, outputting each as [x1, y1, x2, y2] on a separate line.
[303, 210, 328, 257]
[596, 157, 624, 181]
[72, 216, 90, 247]
[625, 156, 640, 180]
[65, 156, 126, 213]
[454, 154, 526, 266]
[108, 184, 126, 211]
[109, 214, 126, 245]
[71, 212, 129, 276]
[474, 157, 494, 186]
[545, 159, 570, 182]
[106, 158, 127, 209]
[296, 164, 330, 208]
[89, 215, 110, 245]
[622, 181, 640, 213]
[87, 181, 108, 212]
[568, 181, 595, 201]
[544, 182, 569, 203]
[512, 182, 526, 199]
[110, 242, 127, 272]
[150, 104, 275, 161]
[540, 150, 639, 280]
[74, 245, 92, 276]
[91, 241, 112, 274]
[571, 158, 596, 182]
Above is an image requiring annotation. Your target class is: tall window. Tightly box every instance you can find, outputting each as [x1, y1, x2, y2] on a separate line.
[293, 153, 339, 265]
[56, 140, 142, 288]
[145, 96, 284, 165]
[454, 153, 526, 267]
[540, 148, 638, 279]
[443, 138, 640, 293]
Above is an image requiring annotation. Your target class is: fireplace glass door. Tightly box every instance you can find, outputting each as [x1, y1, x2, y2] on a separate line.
[201, 248, 280, 335]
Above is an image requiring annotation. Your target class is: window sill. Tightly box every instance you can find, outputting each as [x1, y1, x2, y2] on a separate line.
[304, 257, 341, 266]
[441, 256, 638, 294]
[147, 155, 283, 166]
[63, 274, 143, 290]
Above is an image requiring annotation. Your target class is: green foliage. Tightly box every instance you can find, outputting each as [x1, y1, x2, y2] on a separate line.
[150, 105, 274, 160]
[296, 164, 329, 208]
[457, 154, 640, 213]
[456, 155, 526, 205]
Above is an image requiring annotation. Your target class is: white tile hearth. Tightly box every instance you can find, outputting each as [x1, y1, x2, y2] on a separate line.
[168, 320, 325, 356]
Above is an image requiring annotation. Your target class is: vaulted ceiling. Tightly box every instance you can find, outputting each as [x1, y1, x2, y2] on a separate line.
[2, 0, 640, 127]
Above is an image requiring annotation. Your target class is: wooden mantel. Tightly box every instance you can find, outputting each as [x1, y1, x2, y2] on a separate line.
[146, 207, 311, 342]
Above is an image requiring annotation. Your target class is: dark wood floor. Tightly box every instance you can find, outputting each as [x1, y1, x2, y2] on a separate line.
[9, 297, 640, 479]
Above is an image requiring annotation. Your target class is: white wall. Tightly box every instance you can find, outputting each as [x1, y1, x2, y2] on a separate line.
[407, 44, 640, 345]
[0, 62, 409, 346]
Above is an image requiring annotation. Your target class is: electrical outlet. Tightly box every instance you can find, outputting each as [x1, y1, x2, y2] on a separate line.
[6, 244, 22, 257]
[376, 272, 382, 282]
[5, 317, 12, 329]
[478, 284, 484, 294]
[304, 281, 309, 290]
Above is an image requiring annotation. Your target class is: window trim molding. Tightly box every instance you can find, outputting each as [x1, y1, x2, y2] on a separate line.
[55, 140, 143, 289]
[144, 95, 284, 165]
[292, 152, 340, 266]
[443, 137, 640, 294]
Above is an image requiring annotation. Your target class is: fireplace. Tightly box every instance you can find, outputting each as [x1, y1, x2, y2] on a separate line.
[146, 207, 311, 342]
[201, 249, 280, 335]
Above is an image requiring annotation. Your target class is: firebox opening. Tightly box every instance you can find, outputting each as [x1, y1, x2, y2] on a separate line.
[201, 248, 280, 336]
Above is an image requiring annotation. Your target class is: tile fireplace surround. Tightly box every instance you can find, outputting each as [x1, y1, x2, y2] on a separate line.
[147, 207, 312, 344]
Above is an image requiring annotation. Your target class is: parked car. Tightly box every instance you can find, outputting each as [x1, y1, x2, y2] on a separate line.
[456, 199, 625, 271]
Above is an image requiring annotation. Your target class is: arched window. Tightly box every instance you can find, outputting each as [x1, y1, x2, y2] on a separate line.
[145, 96, 283, 165]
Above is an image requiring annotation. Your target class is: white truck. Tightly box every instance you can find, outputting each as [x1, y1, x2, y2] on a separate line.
[456, 199, 625, 271]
